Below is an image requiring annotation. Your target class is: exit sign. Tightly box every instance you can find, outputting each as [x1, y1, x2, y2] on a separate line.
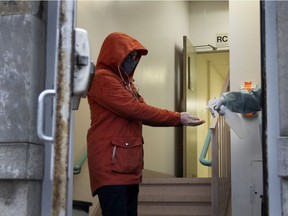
[216, 33, 229, 48]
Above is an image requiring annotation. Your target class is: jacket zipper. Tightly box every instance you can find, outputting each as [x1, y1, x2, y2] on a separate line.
[112, 145, 117, 162]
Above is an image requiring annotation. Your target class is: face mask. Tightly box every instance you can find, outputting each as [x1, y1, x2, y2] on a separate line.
[121, 51, 140, 75]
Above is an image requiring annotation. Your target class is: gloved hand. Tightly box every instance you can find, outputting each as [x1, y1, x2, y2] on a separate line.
[214, 96, 226, 110]
[208, 96, 226, 110]
[218, 105, 226, 116]
[180, 112, 205, 126]
[207, 96, 226, 117]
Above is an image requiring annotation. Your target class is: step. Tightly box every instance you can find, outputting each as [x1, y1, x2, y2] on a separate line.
[138, 202, 211, 216]
[140, 178, 211, 202]
[138, 177, 211, 216]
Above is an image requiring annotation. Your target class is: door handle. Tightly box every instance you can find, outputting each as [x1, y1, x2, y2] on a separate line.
[37, 89, 56, 142]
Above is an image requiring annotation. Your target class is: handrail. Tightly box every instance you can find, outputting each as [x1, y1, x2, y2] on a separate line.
[211, 71, 231, 216]
[200, 70, 230, 168]
[73, 148, 87, 175]
[199, 129, 212, 166]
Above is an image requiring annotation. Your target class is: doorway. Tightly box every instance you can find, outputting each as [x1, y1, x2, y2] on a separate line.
[183, 36, 229, 177]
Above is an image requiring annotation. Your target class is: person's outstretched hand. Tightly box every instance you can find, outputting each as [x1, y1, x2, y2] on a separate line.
[180, 112, 205, 126]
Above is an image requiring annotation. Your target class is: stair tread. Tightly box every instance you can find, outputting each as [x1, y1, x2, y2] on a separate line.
[139, 194, 211, 202]
[138, 203, 211, 216]
[139, 178, 211, 198]
[138, 177, 212, 216]
[141, 177, 211, 185]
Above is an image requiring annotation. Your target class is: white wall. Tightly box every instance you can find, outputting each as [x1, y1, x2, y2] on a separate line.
[189, 1, 229, 50]
[229, 1, 262, 215]
[75, 0, 191, 174]
[73, 2, 264, 216]
[73, 1, 191, 213]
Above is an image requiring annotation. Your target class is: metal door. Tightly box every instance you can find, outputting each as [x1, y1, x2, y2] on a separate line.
[183, 36, 198, 177]
[38, 1, 76, 215]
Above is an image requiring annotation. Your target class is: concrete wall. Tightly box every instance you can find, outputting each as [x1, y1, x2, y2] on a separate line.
[0, 1, 47, 215]
[264, 1, 282, 215]
[272, 1, 288, 215]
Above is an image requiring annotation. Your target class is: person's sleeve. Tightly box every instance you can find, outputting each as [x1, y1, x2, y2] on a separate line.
[223, 88, 261, 114]
[89, 72, 181, 126]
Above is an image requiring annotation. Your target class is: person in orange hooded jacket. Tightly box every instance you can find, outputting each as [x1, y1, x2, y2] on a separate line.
[86, 32, 205, 216]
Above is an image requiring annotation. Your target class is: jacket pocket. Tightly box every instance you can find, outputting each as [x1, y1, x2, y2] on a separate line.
[110, 137, 143, 174]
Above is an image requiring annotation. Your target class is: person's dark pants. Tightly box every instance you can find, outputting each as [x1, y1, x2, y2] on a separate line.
[97, 184, 139, 216]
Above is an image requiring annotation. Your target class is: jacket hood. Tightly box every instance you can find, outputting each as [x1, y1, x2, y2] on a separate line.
[95, 32, 148, 76]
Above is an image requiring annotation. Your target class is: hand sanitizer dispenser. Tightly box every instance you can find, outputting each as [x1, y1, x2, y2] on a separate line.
[72, 28, 94, 110]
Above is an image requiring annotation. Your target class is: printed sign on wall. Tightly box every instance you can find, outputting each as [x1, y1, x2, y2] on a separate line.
[216, 33, 229, 48]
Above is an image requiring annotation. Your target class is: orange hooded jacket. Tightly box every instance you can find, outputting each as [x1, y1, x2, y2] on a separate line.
[87, 32, 181, 196]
